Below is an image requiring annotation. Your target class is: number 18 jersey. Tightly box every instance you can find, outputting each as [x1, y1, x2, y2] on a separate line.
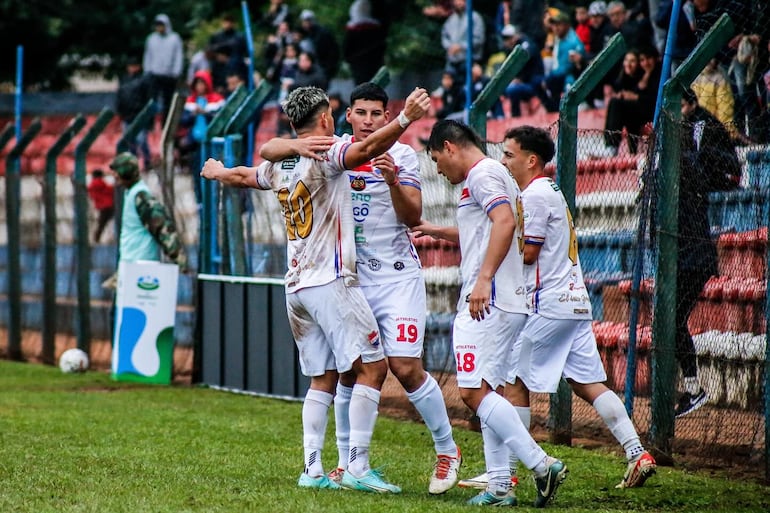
[255, 140, 357, 293]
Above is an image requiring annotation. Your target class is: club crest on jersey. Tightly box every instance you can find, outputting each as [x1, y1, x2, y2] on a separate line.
[394, 261, 404, 271]
[367, 330, 380, 347]
[350, 176, 366, 191]
[367, 258, 381, 271]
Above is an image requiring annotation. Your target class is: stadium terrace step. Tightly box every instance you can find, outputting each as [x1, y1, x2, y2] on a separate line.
[716, 228, 767, 279]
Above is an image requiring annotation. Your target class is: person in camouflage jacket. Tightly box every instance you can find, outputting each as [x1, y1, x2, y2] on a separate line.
[107, 153, 187, 278]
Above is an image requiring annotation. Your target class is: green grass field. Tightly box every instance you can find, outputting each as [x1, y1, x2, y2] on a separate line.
[1, 360, 767, 513]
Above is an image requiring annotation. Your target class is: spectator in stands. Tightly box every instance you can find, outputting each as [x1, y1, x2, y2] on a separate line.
[208, 14, 249, 95]
[277, 43, 300, 102]
[343, 0, 388, 85]
[573, 1, 614, 108]
[116, 57, 152, 171]
[143, 14, 184, 123]
[692, 57, 740, 140]
[441, 0, 486, 78]
[574, 4, 592, 52]
[186, 44, 213, 86]
[423, 0, 452, 20]
[434, 68, 466, 120]
[290, 51, 328, 92]
[598, 50, 644, 156]
[500, 0, 547, 50]
[328, 91, 349, 136]
[470, 61, 503, 119]
[537, 10, 584, 112]
[673, 87, 741, 418]
[500, 25, 546, 118]
[87, 169, 115, 244]
[655, 1, 699, 71]
[263, 20, 295, 85]
[261, 0, 292, 29]
[108, 153, 187, 271]
[179, 70, 225, 195]
[298, 9, 341, 82]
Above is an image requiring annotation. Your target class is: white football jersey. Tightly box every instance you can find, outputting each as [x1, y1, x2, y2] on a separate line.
[255, 140, 357, 293]
[456, 158, 527, 314]
[521, 176, 592, 319]
[342, 134, 422, 285]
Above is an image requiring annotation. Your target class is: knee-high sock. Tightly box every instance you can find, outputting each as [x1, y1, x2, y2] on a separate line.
[509, 406, 531, 477]
[406, 373, 457, 455]
[481, 420, 511, 494]
[302, 389, 334, 476]
[477, 392, 546, 471]
[347, 384, 381, 477]
[334, 383, 353, 470]
[593, 390, 644, 461]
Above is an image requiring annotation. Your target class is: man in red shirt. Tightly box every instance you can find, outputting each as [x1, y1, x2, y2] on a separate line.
[87, 168, 115, 243]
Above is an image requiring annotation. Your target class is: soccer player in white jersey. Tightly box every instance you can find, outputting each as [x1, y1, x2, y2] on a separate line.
[260, 82, 461, 494]
[413, 119, 567, 508]
[500, 125, 656, 489]
[201, 85, 432, 493]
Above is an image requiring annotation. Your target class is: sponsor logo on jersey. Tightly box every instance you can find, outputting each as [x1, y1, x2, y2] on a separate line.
[460, 187, 470, 200]
[291, 258, 298, 267]
[394, 261, 405, 271]
[281, 156, 300, 169]
[367, 258, 381, 271]
[350, 176, 366, 191]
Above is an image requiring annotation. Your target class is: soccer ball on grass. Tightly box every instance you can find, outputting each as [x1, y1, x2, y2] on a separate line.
[59, 348, 90, 373]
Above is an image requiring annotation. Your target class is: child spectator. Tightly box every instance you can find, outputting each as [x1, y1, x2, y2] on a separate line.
[87, 169, 115, 244]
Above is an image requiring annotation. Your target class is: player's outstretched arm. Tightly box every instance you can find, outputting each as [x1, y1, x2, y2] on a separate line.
[411, 219, 459, 243]
[343, 87, 431, 170]
[259, 136, 335, 162]
[201, 158, 259, 188]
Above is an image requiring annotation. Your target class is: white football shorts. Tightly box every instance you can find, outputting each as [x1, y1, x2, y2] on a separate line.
[286, 279, 383, 377]
[361, 275, 426, 359]
[453, 306, 527, 390]
[508, 314, 607, 392]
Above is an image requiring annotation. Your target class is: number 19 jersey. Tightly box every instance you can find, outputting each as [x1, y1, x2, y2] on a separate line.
[255, 140, 357, 293]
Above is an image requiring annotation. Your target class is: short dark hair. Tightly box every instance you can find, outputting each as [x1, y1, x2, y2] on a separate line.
[427, 119, 485, 153]
[503, 125, 555, 164]
[92, 168, 104, 178]
[349, 82, 389, 110]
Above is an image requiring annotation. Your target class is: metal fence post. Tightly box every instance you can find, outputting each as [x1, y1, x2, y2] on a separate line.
[4, 118, 42, 360]
[42, 115, 86, 364]
[651, 14, 733, 461]
[468, 45, 529, 140]
[74, 108, 115, 354]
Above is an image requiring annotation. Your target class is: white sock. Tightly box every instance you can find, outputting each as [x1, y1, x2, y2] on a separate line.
[509, 406, 531, 477]
[347, 384, 381, 477]
[334, 383, 353, 470]
[481, 420, 510, 494]
[302, 389, 334, 477]
[593, 390, 644, 461]
[406, 373, 457, 456]
[683, 376, 700, 395]
[476, 392, 547, 470]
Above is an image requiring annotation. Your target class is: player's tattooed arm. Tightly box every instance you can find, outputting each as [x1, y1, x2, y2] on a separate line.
[410, 219, 459, 243]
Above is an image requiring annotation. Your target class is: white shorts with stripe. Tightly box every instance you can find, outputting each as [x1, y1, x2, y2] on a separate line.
[361, 275, 426, 359]
[453, 306, 527, 390]
[508, 314, 607, 392]
[286, 279, 383, 377]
